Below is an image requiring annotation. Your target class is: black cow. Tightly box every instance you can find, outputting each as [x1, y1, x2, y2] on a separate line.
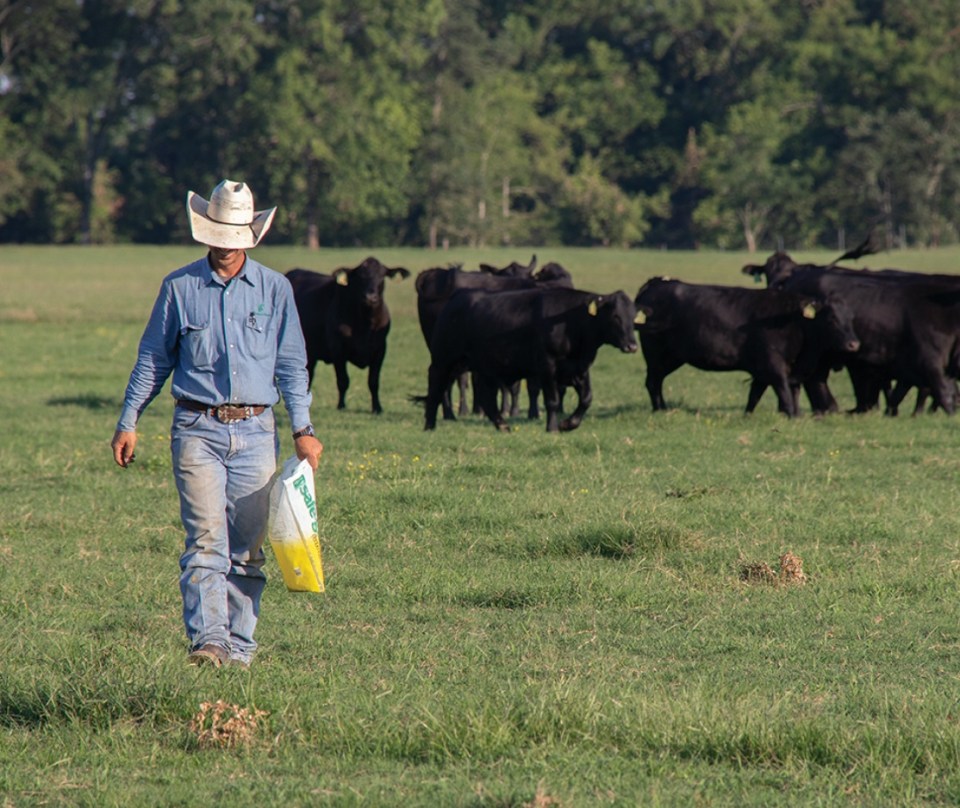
[744, 253, 960, 414]
[414, 263, 574, 418]
[286, 257, 410, 413]
[634, 278, 861, 417]
[421, 287, 640, 432]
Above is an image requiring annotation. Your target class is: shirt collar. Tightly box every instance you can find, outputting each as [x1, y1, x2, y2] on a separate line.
[200, 255, 259, 288]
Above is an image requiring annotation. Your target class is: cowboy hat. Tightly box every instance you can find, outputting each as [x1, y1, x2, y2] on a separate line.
[186, 179, 277, 249]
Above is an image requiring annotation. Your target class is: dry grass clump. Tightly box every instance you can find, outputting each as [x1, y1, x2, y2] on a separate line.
[778, 551, 807, 584]
[739, 560, 777, 583]
[739, 552, 808, 586]
[188, 700, 269, 749]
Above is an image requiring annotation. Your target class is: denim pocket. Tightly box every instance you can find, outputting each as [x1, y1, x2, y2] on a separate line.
[251, 408, 276, 434]
[179, 322, 215, 370]
[172, 408, 206, 431]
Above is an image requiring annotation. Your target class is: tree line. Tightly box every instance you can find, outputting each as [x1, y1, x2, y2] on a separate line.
[2, 0, 959, 251]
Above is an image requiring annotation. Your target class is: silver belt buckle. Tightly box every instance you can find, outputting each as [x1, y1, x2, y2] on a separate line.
[216, 406, 244, 423]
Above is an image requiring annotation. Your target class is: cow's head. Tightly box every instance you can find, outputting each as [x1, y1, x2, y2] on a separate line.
[742, 252, 798, 287]
[534, 262, 573, 287]
[334, 256, 411, 308]
[590, 291, 640, 354]
[801, 295, 861, 354]
[479, 254, 537, 278]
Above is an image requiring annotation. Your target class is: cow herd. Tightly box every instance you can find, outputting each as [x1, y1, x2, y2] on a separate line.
[285, 249, 960, 431]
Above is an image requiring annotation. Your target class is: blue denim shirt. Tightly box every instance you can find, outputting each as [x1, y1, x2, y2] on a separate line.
[117, 255, 313, 432]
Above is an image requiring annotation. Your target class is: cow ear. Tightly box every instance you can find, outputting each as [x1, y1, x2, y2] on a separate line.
[802, 302, 817, 319]
[335, 269, 349, 286]
[588, 299, 599, 316]
[634, 309, 647, 325]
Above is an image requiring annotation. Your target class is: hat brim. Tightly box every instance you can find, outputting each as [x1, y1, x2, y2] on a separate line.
[187, 191, 277, 249]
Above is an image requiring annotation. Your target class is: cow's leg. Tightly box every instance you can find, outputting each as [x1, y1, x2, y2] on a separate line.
[802, 382, 837, 414]
[541, 377, 562, 432]
[640, 347, 678, 411]
[526, 379, 541, 419]
[496, 380, 512, 419]
[559, 373, 592, 431]
[745, 379, 767, 413]
[848, 368, 882, 413]
[458, 372, 470, 416]
[773, 378, 799, 416]
[506, 381, 521, 418]
[470, 372, 483, 415]
[334, 362, 350, 410]
[424, 364, 449, 430]
[921, 367, 956, 414]
[368, 353, 384, 415]
[440, 371, 467, 419]
[884, 380, 911, 416]
[789, 381, 803, 414]
[802, 366, 838, 414]
[441, 383, 456, 420]
[476, 374, 509, 431]
[644, 368, 668, 411]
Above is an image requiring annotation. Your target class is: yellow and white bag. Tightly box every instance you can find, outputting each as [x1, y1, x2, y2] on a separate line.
[267, 456, 325, 593]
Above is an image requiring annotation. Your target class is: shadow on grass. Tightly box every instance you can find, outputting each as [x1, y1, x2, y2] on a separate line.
[524, 523, 689, 560]
[48, 394, 120, 410]
[455, 589, 541, 609]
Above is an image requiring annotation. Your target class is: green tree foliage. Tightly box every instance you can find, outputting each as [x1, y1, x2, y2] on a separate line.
[3, 0, 960, 249]
[247, 0, 441, 247]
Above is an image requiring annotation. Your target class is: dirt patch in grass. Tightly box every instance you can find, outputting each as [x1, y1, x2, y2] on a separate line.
[188, 700, 269, 749]
[739, 552, 808, 586]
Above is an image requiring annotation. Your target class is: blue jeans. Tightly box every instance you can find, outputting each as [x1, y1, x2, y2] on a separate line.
[171, 407, 278, 664]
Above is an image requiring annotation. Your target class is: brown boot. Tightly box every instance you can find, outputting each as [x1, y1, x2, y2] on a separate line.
[187, 644, 229, 668]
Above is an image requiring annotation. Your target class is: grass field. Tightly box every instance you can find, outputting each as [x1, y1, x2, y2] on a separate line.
[2, 244, 960, 806]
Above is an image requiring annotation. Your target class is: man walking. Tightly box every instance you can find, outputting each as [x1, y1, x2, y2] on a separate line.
[111, 179, 323, 669]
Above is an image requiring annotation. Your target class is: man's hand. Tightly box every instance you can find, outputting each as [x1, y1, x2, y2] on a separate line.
[295, 435, 324, 470]
[112, 430, 138, 468]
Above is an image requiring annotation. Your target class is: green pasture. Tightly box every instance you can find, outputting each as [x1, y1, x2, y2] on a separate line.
[2, 245, 960, 806]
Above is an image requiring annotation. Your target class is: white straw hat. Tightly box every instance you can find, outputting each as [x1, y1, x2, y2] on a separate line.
[186, 179, 277, 249]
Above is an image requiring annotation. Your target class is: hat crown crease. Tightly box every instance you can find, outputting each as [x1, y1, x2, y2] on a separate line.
[207, 180, 254, 225]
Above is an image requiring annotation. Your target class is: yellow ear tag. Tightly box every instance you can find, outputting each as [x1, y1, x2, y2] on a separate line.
[802, 303, 816, 319]
[634, 310, 647, 325]
[588, 300, 598, 316]
[336, 272, 349, 286]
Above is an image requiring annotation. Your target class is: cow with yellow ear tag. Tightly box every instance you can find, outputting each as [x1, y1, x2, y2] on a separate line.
[418, 287, 639, 433]
[287, 256, 411, 413]
[633, 276, 860, 417]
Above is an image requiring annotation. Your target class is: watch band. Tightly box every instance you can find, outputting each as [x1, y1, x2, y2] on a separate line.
[292, 425, 315, 439]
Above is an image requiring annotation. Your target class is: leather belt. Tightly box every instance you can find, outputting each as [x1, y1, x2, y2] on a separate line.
[176, 399, 268, 423]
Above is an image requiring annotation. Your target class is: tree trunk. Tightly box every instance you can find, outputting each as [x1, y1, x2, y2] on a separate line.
[79, 110, 97, 245]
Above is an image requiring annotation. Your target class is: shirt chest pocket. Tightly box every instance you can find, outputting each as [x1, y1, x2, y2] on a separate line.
[179, 321, 216, 370]
[244, 314, 276, 360]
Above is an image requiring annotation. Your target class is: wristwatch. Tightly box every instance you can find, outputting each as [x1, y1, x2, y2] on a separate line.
[292, 425, 316, 439]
